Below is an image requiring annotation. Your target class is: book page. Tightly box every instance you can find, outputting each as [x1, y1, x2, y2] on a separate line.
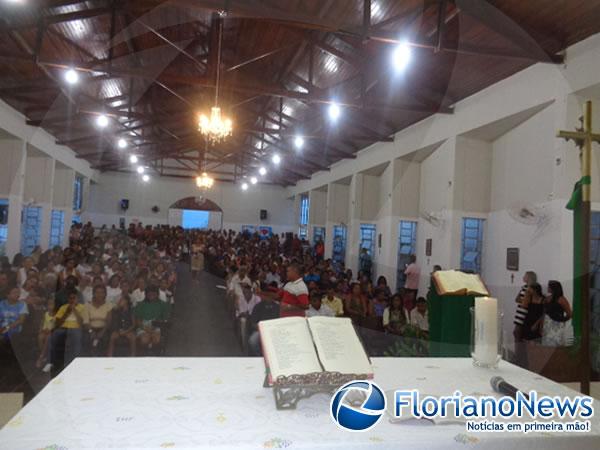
[433, 270, 465, 295]
[259, 317, 322, 380]
[307, 316, 372, 375]
[463, 273, 489, 296]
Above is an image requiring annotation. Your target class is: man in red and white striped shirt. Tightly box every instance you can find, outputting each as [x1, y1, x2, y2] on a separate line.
[279, 263, 309, 317]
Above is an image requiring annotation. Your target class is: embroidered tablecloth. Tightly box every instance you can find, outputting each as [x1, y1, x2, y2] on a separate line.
[1, 357, 599, 449]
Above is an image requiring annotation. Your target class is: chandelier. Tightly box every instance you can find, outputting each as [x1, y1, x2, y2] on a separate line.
[199, 107, 232, 144]
[196, 172, 214, 189]
[199, 15, 232, 144]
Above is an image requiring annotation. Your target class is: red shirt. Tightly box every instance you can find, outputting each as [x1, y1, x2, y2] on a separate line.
[279, 278, 309, 317]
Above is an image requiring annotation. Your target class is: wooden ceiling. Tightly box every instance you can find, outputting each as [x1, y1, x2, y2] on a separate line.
[0, 0, 598, 186]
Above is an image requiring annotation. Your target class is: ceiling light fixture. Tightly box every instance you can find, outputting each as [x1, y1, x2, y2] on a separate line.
[259, 166, 267, 176]
[392, 41, 412, 72]
[96, 114, 109, 128]
[328, 102, 341, 121]
[250, 176, 258, 185]
[142, 174, 150, 182]
[117, 138, 127, 149]
[241, 182, 248, 191]
[196, 172, 214, 189]
[294, 136, 304, 149]
[272, 154, 281, 165]
[64, 68, 79, 85]
[129, 155, 138, 164]
[196, 141, 214, 190]
[199, 16, 233, 144]
[136, 166, 145, 174]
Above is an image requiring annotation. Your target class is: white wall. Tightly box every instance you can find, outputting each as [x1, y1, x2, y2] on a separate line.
[85, 171, 295, 234]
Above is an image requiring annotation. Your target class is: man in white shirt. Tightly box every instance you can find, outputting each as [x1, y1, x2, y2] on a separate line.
[229, 266, 251, 300]
[409, 297, 429, 336]
[306, 291, 335, 318]
[236, 283, 260, 318]
[265, 264, 281, 287]
[403, 254, 421, 311]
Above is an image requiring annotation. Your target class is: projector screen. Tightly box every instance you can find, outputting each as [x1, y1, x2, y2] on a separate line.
[169, 208, 222, 230]
[182, 210, 210, 229]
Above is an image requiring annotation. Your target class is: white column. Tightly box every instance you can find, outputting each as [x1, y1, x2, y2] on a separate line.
[347, 173, 363, 274]
[0, 139, 26, 258]
[53, 166, 75, 247]
[24, 147, 55, 251]
[308, 188, 327, 243]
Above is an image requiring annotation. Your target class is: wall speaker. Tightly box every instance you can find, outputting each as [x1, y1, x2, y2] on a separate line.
[260, 209, 267, 220]
[120, 199, 129, 211]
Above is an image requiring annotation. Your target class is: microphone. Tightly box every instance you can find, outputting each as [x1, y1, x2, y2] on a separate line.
[490, 376, 529, 400]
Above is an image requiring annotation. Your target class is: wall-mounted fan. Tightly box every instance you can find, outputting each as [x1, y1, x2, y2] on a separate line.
[507, 202, 553, 242]
[151, 206, 160, 213]
[420, 210, 446, 229]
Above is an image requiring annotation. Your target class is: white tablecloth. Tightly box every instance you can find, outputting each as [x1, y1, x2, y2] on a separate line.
[1, 357, 599, 449]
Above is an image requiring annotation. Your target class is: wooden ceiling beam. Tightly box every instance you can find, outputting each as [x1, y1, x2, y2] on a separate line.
[455, 0, 564, 64]
[1, 6, 114, 31]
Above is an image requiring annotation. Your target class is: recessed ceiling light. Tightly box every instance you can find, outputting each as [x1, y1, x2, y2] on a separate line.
[328, 103, 341, 121]
[117, 138, 127, 149]
[241, 182, 248, 191]
[272, 154, 281, 165]
[136, 166, 145, 174]
[142, 174, 150, 182]
[259, 166, 267, 176]
[96, 114, 109, 128]
[294, 136, 304, 149]
[392, 41, 412, 72]
[250, 176, 258, 185]
[129, 155, 138, 164]
[64, 69, 79, 85]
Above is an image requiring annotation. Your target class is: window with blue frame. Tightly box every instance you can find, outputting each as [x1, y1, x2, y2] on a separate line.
[359, 223, 377, 274]
[49, 209, 65, 247]
[298, 194, 309, 240]
[21, 206, 42, 256]
[396, 221, 417, 290]
[0, 199, 8, 256]
[313, 226, 325, 245]
[359, 223, 376, 256]
[73, 175, 83, 211]
[461, 217, 485, 273]
[299, 194, 309, 226]
[332, 225, 347, 266]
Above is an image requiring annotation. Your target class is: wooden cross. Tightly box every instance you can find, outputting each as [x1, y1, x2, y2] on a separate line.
[557, 100, 600, 395]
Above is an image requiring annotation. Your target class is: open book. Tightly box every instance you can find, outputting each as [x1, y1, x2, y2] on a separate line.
[259, 316, 372, 385]
[432, 270, 489, 296]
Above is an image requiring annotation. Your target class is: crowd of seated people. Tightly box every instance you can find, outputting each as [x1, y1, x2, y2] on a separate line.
[196, 229, 430, 356]
[0, 222, 182, 377]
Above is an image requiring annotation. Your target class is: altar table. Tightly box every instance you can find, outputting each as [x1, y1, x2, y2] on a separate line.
[1, 357, 599, 449]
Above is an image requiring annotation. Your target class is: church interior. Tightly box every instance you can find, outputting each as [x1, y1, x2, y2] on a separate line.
[1, 0, 600, 447]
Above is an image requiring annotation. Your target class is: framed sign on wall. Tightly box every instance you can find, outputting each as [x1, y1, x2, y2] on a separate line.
[506, 247, 519, 271]
[425, 238, 432, 257]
